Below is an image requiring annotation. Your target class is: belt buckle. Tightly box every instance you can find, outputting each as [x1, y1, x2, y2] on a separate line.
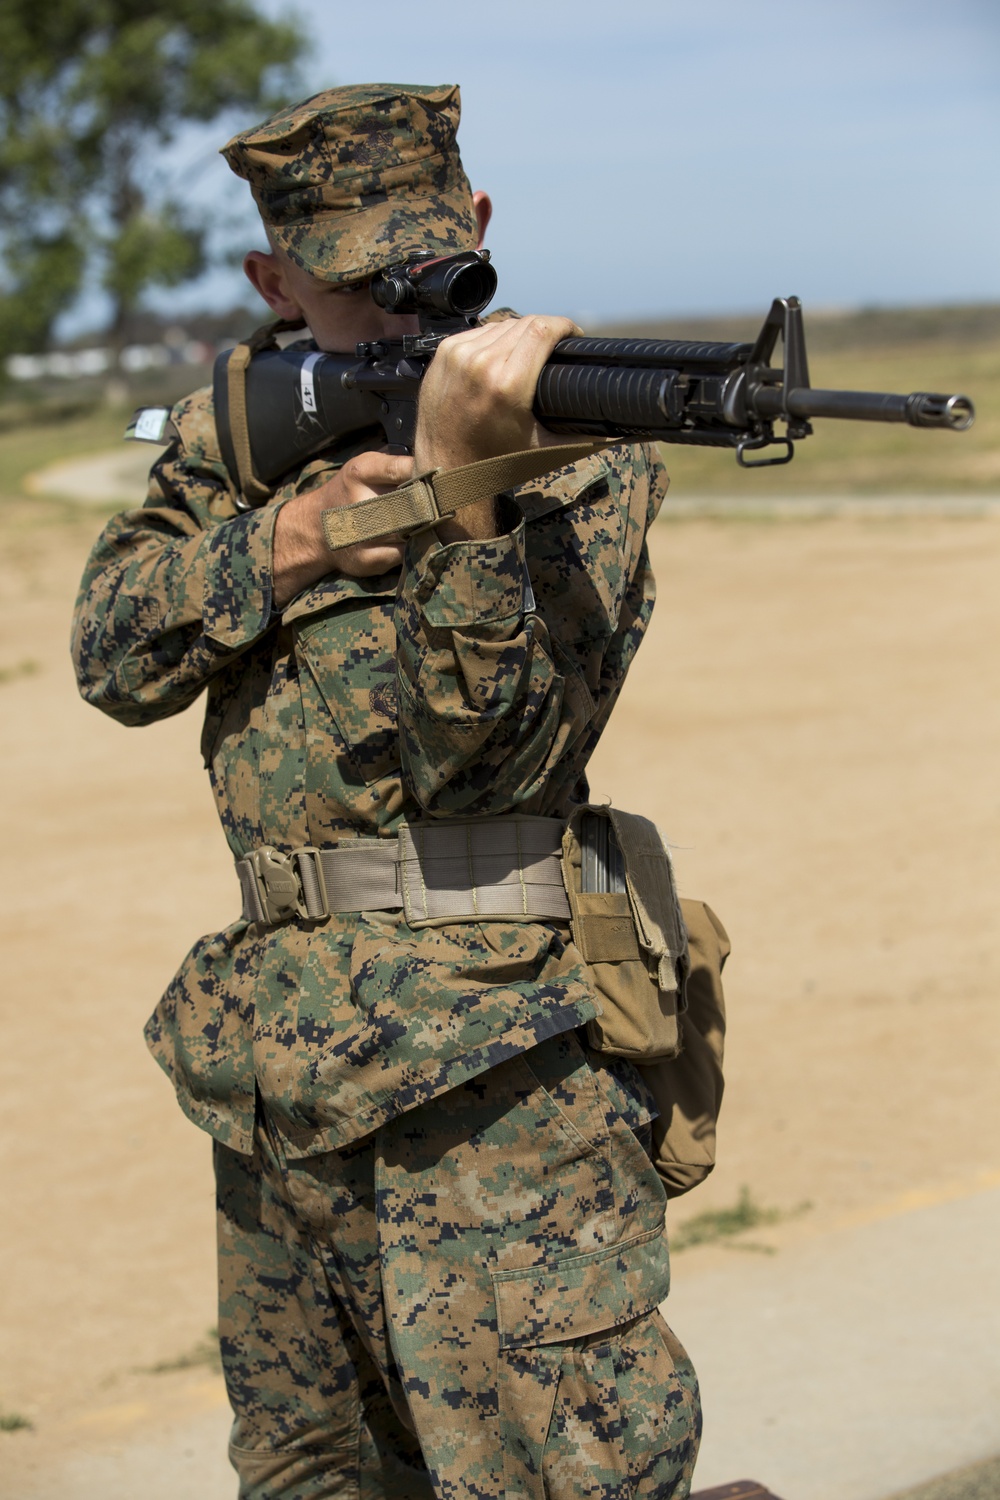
[291, 846, 329, 920]
[247, 846, 305, 924]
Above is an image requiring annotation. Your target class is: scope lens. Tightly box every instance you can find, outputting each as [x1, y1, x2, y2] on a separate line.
[443, 260, 498, 313]
[371, 273, 412, 311]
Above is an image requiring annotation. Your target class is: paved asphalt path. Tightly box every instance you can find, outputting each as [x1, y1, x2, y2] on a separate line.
[668, 1186, 1000, 1500]
[9, 1185, 997, 1500]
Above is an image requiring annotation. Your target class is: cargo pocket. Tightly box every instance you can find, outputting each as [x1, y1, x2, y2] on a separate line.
[494, 1226, 671, 1499]
[513, 1029, 607, 1158]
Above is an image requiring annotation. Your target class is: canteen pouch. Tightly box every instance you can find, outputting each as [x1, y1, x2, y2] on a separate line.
[561, 806, 689, 1061]
[638, 898, 729, 1198]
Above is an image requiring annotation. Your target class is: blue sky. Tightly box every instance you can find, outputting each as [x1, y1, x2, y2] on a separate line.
[88, 0, 1000, 330]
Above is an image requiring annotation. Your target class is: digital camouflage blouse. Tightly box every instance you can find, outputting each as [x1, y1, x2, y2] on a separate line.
[72, 386, 667, 1156]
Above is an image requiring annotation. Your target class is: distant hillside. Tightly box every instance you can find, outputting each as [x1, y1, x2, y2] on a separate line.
[592, 303, 1000, 353]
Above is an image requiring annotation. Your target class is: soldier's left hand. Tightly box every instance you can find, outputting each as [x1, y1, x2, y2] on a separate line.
[413, 314, 582, 475]
[272, 448, 413, 607]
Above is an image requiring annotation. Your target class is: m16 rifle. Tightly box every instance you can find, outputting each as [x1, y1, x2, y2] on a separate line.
[204, 249, 974, 510]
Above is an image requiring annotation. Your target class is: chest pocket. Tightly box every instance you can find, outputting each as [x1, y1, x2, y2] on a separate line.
[295, 600, 401, 787]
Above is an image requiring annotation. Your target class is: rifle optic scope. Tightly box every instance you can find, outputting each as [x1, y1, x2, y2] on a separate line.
[371, 250, 498, 321]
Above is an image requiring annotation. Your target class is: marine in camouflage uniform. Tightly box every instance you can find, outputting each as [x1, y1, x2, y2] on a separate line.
[72, 83, 701, 1499]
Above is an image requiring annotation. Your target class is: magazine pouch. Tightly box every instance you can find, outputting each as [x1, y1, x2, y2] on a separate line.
[639, 898, 729, 1198]
[561, 806, 689, 1061]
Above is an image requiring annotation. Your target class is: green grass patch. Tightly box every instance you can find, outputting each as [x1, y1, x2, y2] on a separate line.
[0, 1409, 34, 1432]
[670, 1186, 810, 1253]
[885, 1452, 1000, 1500]
[0, 659, 41, 685]
[140, 1326, 222, 1376]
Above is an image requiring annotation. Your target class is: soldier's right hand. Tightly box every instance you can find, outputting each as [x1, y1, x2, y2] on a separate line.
[272, 449, 414, 607]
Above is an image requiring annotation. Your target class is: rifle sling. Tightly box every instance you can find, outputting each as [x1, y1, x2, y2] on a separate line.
[227, 318, 307, 507]
[320, 439, 627, 552]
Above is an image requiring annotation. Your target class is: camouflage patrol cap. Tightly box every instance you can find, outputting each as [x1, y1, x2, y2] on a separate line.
[221, 83, 479, 284]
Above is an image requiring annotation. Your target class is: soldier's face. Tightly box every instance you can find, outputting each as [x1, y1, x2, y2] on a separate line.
[243, 193, 492, 354]
[244, 249, 420, 353]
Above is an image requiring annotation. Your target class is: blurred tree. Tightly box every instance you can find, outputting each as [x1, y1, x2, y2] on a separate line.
[0, 0, 304, 366]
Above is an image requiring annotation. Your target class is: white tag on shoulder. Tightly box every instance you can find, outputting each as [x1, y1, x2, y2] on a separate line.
[126, 407, 173, 444]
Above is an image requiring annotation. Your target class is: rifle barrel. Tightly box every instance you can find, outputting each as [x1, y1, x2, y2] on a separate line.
[755, 386, 974, 430]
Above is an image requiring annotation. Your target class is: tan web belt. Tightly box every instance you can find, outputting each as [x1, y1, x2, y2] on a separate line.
[236, 816, 572, 929]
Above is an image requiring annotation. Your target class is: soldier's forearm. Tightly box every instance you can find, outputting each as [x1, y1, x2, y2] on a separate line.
[272, 493, 335, 608]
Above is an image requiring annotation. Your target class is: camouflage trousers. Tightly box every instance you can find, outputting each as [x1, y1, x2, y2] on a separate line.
[215, 1030, 701, 1499]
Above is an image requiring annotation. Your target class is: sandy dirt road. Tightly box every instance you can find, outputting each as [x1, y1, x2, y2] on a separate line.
[1, 499, 998, 1494]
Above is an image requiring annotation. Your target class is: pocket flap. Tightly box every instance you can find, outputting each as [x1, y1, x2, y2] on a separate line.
[570, 891, 641, 962]
[493, 1225, 670, 1350]
[283, 571, 397, 626]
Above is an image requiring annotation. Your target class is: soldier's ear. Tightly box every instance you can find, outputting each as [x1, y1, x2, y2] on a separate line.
[243, 250, 303, 319]
[472, 190, 493, 247]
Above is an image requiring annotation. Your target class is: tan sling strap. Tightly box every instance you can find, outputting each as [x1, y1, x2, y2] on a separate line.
[236, 816, 571, 928]
[226, 317, 307, 507]
[320, 438, 624, 552]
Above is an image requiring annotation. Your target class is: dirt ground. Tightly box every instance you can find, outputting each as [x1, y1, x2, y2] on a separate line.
[1, 498, 999, 1492]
